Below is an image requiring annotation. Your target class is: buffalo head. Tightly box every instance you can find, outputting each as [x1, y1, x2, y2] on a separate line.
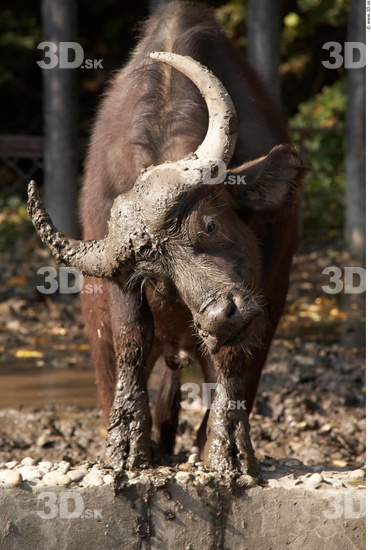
[28, 52, 302, 354]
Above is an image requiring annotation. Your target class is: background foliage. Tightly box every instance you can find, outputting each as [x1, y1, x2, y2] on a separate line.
[0, 0, 348, 243]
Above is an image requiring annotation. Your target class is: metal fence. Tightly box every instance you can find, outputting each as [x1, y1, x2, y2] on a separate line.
[0, 127, 344, 195]
[0, 136, 44, 196]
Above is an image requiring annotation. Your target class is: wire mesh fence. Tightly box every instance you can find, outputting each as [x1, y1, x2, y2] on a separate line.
[0, 128, 345, 244]
[0, 136, 44, 197]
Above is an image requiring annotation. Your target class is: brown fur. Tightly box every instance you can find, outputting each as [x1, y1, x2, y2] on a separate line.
[80, 2, 303, 469]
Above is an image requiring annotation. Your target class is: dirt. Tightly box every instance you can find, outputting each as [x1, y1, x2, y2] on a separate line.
[0, 224, 365, 469]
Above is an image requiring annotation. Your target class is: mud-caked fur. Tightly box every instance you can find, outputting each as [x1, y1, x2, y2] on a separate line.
[80, 1, 304, 474]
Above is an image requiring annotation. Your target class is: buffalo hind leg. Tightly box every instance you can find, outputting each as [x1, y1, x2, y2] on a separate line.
[80, 278, 116, 422]
[106, 284, 154, 470]
[203, 348, 258, 476]
[196, 354, 216, 459]
[152, 358, 181, 456]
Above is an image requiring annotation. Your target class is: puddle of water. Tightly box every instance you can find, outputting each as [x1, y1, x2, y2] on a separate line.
[0, 357, 204, 410]
[0, 360, 97, 409]
[0, 293, 363, 410]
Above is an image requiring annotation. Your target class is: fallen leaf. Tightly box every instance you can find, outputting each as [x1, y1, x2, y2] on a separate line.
[78, 343, 90, 351]
[14, 349, 44, 359]
[5, 276, 27, 287]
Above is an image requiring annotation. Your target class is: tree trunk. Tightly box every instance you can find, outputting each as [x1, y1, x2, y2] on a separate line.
[345, 0, 365, 258]
[42, 0, 79, 237]
[247, 0, 281, 101]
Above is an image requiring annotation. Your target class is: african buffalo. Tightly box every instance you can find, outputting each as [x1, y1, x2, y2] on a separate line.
[28, 1, 304, 475]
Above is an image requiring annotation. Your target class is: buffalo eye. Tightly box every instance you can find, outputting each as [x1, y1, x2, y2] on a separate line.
[205, 219, 217, 234]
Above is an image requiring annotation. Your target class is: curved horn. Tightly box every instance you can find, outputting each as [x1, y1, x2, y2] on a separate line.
[27, 181, 132, 277]
[150, 51, 238, 166]
[28, 54, 239, 278]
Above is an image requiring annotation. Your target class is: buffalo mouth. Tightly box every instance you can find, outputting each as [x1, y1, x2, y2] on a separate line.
[199, 313, 266, 354]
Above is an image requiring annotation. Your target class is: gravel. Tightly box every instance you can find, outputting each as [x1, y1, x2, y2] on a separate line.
[0, 456, 366, 492]
[0, 241, 365, 492]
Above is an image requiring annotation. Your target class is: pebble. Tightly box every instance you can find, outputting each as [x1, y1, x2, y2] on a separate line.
[5, 461, 18, 469]
[0, 469, 23, 486]
[188, 453, 199, 464]
[332, 459, 348, 468]
[320, 423, 332, 434]
[297, 421, 308, 431]
[293, 355, 315, 367]
[76, 463, 90, 474]
[348, 469, 365, 481]
[309, 473, 323, 484]
[83, 473, 104, 487]
[66, 470, 86, 482]
[175, 472, 191, 483]
[56, 461, 71, 474]
[20, 457, 36, 467]
[17, 467, 43, 481]
[90, 464, 104, 475]
[282, 459, 302, 468]
[43, 472, 72, 487]
[0, 456, 365, 494]
[38, 461, 53, 473]
[103, 474, 114, 485]
[157, 467, 172, 477]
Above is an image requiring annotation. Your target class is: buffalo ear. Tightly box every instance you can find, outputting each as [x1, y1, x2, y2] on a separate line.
[227, 144, 304, 213]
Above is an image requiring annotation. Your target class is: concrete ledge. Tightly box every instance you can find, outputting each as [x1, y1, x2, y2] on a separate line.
[0, 466, 365, 550]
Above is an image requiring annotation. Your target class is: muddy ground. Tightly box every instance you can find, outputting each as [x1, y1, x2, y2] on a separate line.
[0, 224, 365, 469]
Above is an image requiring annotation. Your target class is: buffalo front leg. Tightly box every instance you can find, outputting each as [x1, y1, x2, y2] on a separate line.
[204, 350, 258, 476]
[106, 285, 153, 470]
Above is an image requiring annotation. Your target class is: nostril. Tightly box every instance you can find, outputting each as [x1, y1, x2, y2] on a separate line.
[207, 299, 237, 325]
[224, 300, 237, 318]
[198, 297, 242, 337]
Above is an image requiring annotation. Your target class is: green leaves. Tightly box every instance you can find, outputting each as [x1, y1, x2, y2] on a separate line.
[290, 80, 346, 243]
